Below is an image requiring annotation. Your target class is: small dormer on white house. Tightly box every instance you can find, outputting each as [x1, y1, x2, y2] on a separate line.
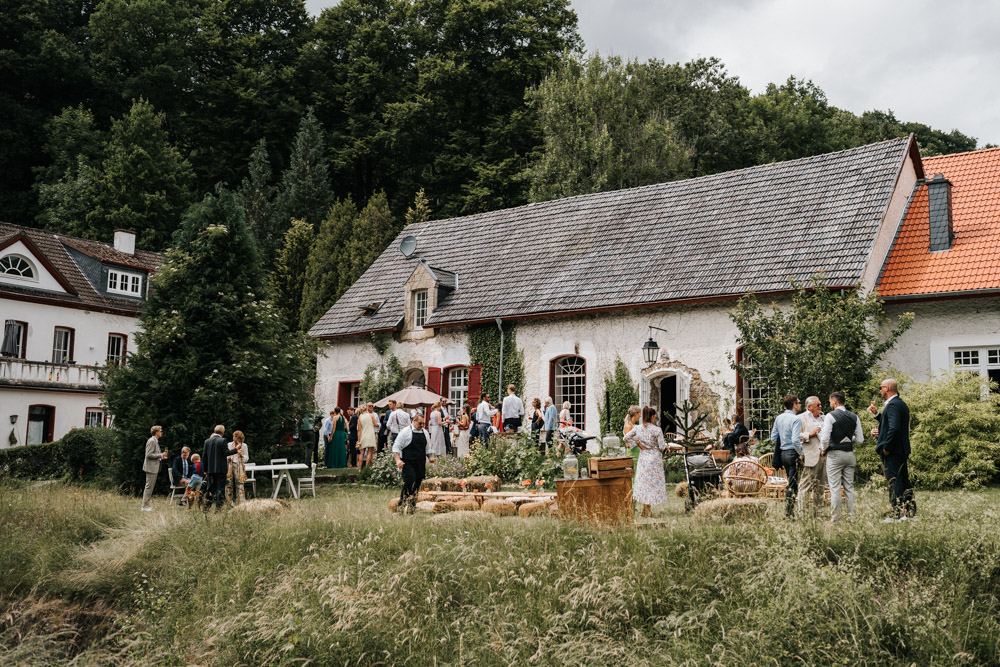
[401, 261, 457, 341]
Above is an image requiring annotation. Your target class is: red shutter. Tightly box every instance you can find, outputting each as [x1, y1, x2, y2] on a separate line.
[549, 358, 557, 404]
[337, 382, 351, 410]
[468, 364, 482, 408]
[427, 367, 442, 395]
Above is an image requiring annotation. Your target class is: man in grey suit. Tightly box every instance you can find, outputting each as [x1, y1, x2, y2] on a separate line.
[797, 396, 827, 516]
[141, 425, 167, 511]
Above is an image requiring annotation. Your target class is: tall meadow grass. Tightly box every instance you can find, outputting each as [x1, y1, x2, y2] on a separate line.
[2, 478, 999, 665]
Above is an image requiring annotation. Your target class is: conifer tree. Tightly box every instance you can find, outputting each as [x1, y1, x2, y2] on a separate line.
[238, 139, 280, 266]
[274, 108, 333, 233]
[270, 218, 314, 332]
[299, 198, 358, 331]
[35, 106, 106, 233]
[405, 188, 432, 225]
[85, 98, 194, 249]
[101, 189, 313, 492]
[344, 191, 398, 293]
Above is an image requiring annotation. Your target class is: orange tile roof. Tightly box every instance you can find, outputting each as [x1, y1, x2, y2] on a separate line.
[878, 147, 1000, 297]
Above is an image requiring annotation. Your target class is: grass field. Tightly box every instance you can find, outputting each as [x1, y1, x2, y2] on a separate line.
[2, 479, 999, 666]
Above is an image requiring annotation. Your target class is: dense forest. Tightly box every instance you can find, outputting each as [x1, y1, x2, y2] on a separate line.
[2, 0, 984, 329]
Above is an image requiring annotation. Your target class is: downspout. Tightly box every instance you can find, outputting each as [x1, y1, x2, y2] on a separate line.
[495, 317, 504, 398]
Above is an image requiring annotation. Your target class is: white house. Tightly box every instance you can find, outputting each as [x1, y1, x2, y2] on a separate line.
[309, 136, 1000, 436]
[1, 225, 162, 446]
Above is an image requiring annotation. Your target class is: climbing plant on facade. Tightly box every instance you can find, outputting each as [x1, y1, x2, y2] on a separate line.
[468, 322, 524, 401]
[597, 357, 639, 437]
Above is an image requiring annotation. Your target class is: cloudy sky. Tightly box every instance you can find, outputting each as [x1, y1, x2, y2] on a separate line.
[304, 0, 999, 145]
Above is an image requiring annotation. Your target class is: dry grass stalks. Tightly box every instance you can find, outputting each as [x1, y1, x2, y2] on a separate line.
[675, 481, 688, 498]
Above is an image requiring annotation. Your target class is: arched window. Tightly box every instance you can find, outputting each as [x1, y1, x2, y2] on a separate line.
[550, 355, 586, 428]
[0, 254, 36, 279]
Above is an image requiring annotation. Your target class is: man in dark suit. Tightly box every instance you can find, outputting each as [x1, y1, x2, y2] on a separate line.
[347, 408, 359, 468]
[202, 425, 237, 512]
[172, 447, 194, 506]
[726, 417, 751, 453]
[868, 378, 915, 521]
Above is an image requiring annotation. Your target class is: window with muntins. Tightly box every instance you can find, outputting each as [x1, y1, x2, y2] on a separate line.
[85, 409, 105, 427]
[107, 334, 127, 365]
[552, 355, 586, 428]
[413, 290, 428, 328]
[107, 268, 142, 296]
[52, 327, 73, 364]
[447, 367, 469, 419]
[0, 254, 35, 279]
[951, 346, 1000, 394]
[740, 352, 772, 440]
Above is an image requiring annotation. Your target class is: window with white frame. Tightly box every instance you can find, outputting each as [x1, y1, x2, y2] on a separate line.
[413, 290, 428, 328]
[552, 355, 586, 428]
[951, 346, 1000, 393]
[107, 268, 142, 296]
[0, 254, 36, 279]
[107, 333, 127, 365]
[350, 383, 361, 409]
[85, 409, 105, 428]
[446, 367, 469, 419]
[740, 352, 772, 441]
[2, 320, 27, 358]
[52, 327, 73, 364]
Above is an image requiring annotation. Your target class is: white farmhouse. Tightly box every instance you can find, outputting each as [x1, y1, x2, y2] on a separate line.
[309, 136, 1000, 435]
[1, 226, 161, 446]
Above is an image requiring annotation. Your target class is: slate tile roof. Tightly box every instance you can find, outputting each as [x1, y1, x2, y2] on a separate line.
[878, 147, 1000, 297]
[0, 222, 163, 315]
[310, 137, 914, 338]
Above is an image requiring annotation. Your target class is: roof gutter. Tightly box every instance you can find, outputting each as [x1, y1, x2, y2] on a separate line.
[878, 288, 1000, 303]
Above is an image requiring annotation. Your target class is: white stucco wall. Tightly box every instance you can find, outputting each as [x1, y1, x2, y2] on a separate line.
[1, 297, 142, 366]
[883, 297, 1000, 381]
[316, 300, 749, 434]
[1, 388, 103, 447]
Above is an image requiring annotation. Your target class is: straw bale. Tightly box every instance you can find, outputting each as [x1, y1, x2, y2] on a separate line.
[463, 476, 501, 492]
[453, 499, 480, 512]
[230, 499, 287, 515]
[518, 502, 547, 517]
[481, 499, 516, 516]
[675, 481, 688, 498]
[432, 502, 456, 513]
[415, 501, 438, 513]
[420, 477, 444, 491]
[693, 497, 769, 523]
[387, 498, 400, 513]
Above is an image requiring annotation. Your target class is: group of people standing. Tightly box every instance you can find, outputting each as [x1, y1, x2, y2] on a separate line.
[141, 424, 250, 512]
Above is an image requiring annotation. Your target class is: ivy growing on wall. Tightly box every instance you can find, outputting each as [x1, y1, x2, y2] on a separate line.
[468, 322, 524, 401]
[359, 333, 403, 403]
[597, 357, 639, 437]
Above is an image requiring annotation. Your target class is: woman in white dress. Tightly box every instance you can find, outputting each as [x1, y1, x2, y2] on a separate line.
[358, 402, 379, 468]
[456, 404, 472, 458]
[428, 400, 446, 457]
[625, 406, 680, 518]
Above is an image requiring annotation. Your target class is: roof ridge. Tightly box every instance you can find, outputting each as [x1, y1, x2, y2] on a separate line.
[402, 136, 912, 235]
[922, 145, 1000, 162]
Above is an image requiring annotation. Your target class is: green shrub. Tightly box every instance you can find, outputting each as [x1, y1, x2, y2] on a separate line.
[367, 449, 400, 488]
[426, 455, 466, 479]
[0, 441, 68, 481]
[61, 427, 120, 486]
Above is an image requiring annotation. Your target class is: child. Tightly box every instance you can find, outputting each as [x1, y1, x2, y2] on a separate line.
[186, 454, 205, 508]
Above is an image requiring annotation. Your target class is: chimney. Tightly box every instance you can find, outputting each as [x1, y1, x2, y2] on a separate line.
[113, 229, 136, 255]
[926, 174, 953, 252]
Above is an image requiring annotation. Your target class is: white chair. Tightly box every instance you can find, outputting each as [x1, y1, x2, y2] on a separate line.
[245, 462, 256, 499]
[298, 463, 317, 498]
[167, 469, 186, 505]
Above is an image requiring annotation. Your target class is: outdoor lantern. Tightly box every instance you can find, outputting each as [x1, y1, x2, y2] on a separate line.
[9, 414, 16, 424]
[641, 337, 659, 366]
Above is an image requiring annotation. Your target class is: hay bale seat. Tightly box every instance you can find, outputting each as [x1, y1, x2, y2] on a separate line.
[231, 499, 288, 515]
[693, 497, 769, 523]
[481, 499, 516, 516]
[518, 501, 547, 517]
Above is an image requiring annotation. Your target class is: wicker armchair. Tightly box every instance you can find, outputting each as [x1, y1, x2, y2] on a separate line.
[721, 459, 768, 497]
[757, 452, 789, 500]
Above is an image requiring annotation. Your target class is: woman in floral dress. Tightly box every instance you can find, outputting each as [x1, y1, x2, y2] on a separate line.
[225, 430, 248, 505]
[625, 406, 679, 517]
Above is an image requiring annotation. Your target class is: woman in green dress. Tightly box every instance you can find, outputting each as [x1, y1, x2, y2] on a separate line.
[327, 407, 348, 469]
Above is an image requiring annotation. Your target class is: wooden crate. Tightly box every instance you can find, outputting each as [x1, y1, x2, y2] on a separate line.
[556, 477, 633, 525]
[587, 456, 634, 479]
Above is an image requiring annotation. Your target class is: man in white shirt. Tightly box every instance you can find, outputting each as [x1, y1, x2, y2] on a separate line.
[386, 400, 410, 448]
[392, 415, 434, 513]
[501, 384, 524, 432]
[820, 390, 864, 524]
[475, 394, 498, 447]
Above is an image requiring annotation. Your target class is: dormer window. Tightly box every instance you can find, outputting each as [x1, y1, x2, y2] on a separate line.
[413, 290, 428, 329]
[107, 268, 142, 296]
[360, 301, 384, 317]
[0, 254, 36, 280]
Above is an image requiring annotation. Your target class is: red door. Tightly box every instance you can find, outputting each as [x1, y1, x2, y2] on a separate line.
[468, 365, 482, 408]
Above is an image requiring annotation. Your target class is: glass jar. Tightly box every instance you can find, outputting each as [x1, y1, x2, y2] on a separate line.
[602, 434, 624, 457]
[562, 451, 579, 479]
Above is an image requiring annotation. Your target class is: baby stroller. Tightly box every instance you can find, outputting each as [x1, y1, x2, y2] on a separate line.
[681, 449, 722, 511]
[567, 431, 596, 455]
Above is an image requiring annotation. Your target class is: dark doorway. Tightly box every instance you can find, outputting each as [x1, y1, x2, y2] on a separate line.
[27, 405, 55, 445]
[660, 375, 677, 434]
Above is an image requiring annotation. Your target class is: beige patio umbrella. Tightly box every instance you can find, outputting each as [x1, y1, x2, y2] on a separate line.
[374, 386, 443, 409]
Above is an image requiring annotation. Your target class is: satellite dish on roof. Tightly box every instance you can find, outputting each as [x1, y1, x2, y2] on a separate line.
[399, 235, 418, 258]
